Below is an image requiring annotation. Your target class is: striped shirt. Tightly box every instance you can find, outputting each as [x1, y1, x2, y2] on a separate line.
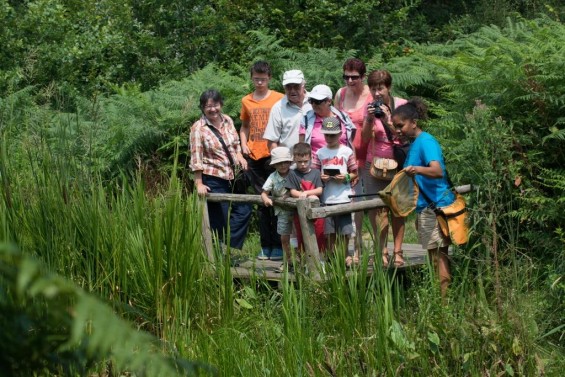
[189, 115, 242, 180]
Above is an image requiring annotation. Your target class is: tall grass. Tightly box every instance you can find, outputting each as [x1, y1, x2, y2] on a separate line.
[1, 108, 564, 375]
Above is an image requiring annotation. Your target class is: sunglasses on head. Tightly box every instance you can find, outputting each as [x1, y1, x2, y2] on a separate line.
[308, 98, 326, 105]
[342, 74, 361, 81]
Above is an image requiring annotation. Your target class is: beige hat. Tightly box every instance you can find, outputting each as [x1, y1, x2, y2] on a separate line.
[269, 147, 293, 165]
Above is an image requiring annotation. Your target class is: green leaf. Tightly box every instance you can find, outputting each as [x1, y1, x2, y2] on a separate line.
[427, 331, 440, 346]
[235, 298, 253, 309]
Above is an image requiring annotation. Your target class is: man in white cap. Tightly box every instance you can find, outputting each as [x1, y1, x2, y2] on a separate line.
[263, 69, 312, 151]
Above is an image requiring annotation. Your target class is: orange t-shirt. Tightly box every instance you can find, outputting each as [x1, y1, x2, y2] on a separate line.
[240, 90, 284, 160]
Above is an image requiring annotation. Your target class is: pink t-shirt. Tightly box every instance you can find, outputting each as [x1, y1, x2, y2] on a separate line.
[365, 97, 407, 163]
[299, 114, 348, 155]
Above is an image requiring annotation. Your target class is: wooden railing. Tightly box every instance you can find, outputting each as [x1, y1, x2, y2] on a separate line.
[201, 185, 473, 278]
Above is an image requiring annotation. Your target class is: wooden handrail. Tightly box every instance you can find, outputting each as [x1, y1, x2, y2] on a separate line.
[204, 184, 473, 220]
[201, 184, 474, 274]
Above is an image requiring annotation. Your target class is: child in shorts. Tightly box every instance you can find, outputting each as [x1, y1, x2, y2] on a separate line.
[312, 117, 358, 267]
[261, 147, 294, 262]
[285, 142, 325, 253]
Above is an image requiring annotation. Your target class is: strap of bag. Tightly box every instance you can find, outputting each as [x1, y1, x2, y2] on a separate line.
[206, 123, 236, 170]
[418, 184, 440, 213]
[379, 97, 395, 143]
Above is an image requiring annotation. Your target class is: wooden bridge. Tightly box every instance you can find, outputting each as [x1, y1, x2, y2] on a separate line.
[201, 185, 472, 281]
[229, 243, 428, 281]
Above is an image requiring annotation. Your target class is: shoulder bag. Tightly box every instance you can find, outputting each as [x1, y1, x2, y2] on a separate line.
[369, 121, 398, 180]
[419, 170, 469, 245]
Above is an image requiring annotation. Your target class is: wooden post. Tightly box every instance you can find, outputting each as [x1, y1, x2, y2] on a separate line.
[296, 198, 321, 279]
[200, 199, 215, 264]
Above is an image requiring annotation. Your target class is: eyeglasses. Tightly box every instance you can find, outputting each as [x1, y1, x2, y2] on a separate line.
[308, 98, 326, 105]
[203, 104, 220, 110]
[342, 75, 361, 81]
[252, 77, 268, 83]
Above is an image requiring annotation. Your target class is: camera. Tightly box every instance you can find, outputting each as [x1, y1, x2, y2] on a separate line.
[368, 99, 384, 117]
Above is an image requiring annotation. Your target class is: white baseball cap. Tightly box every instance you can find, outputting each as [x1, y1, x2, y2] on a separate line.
[282, 70, 305, 86]
[308, 84, 333, 100]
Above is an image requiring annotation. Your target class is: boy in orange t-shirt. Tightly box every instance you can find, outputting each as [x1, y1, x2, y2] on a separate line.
[240, 61, 285, 260]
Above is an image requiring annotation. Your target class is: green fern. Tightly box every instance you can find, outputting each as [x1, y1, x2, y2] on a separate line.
[0, 244, 209, 376]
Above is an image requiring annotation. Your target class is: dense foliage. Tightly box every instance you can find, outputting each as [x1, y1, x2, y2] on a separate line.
[1, 0, 564, 96]
[1, 0, 564, 375]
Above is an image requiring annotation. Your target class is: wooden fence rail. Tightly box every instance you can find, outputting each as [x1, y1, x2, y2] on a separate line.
[202, 185, 473, 279]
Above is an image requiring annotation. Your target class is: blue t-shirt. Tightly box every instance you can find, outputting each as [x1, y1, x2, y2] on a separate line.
[404, 132, 455, 212]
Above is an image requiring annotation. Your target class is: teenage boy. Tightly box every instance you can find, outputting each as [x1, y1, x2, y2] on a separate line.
[312, 117, 358, 267]
[285, 142, 325, 253]
[240, 61, 285, 260]
[261, 147, 295, 264]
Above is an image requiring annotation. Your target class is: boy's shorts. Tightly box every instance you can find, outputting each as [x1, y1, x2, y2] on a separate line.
[324, 213, 354, 235]
[277, 210, 294, 236]
[416, 208, 451, 250]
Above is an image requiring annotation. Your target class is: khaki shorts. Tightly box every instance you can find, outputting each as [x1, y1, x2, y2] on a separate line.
[416, 208, 451, 250]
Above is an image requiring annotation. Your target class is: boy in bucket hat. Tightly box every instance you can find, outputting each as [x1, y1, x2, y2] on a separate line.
[312, 117, 359, 267]
[261, 147, 295, 262]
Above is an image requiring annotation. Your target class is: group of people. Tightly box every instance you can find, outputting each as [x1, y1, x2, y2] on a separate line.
[190, 59, 454, 295]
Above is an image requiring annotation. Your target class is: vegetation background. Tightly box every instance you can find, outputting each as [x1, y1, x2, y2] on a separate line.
[1, 0, 564, 375]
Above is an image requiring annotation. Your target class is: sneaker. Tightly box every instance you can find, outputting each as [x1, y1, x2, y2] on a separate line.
[270, 248, 283, 261]
[257, 247, 271, 260]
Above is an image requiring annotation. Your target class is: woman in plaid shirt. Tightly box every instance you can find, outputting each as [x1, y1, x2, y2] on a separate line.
[190, 89, 251, 250]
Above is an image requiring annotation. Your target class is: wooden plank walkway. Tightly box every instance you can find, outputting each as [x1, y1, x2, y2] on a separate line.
[231, 242, 429, 282]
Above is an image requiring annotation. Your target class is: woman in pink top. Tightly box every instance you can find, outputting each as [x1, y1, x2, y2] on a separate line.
[298, 84, 355, 154]
[362, 70, 408, 268]
[334, 58, 373, 263]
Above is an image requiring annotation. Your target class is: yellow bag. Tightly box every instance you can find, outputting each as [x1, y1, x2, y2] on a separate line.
[370, 158, 398, 180]
[436, 193, 469, 245]
[379, 169, 419, 217]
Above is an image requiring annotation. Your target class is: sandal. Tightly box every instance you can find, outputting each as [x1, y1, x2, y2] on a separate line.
[381, 253, 390, 268]
[393, 250, 405, 267]
[345, 255, 358, 268]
